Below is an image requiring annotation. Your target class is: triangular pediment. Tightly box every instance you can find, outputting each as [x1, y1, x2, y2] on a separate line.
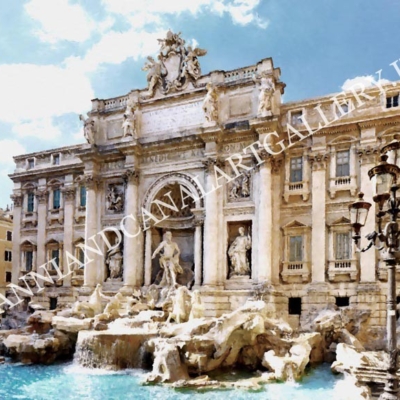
[283, 220, 307, 229]
[331, 216, 351, 226]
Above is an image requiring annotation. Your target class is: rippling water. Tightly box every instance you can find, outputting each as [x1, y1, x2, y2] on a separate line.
[0, 363, 349, 400]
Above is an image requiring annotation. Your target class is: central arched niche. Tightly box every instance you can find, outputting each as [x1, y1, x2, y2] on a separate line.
[150, 182, 196, 286]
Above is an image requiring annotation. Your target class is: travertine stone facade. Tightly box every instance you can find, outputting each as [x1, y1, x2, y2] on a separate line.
[0, 208, 13, 300]
[8, 32, 400, 335]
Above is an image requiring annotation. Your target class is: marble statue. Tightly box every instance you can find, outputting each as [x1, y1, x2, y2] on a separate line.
[180, 46, 207, 81]
[122, 99, 137, 138]
[168, 286, 191, 323]
[257, 76, 275, 117]
[228, 227, 252, 277]
[102, 292, 125, 319]
[106, 185, 124, 212]
[152, 231, 183, 287]
[79, 114, 96, 145]
[189, 290, 205, 320]
[105, 241, 123, 281]
[142, 55, 165, 97]
[229, 173, 251, 200]
[202, 83, 218, 124]
[71, 284, 108, 318]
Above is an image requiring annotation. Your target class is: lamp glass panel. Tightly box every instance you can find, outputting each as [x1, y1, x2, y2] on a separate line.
[373, 172, 394, 197]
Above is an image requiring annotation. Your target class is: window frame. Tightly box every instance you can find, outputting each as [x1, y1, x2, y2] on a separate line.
[27, 192, 35, 212]
[336, 149, 350, 177]
[53, 189, 61, 210]
[6, 231, 12, 241]
[290, 156, 303, 183]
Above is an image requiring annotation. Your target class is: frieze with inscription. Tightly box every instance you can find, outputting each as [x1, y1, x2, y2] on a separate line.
[143, 148, 204, 165]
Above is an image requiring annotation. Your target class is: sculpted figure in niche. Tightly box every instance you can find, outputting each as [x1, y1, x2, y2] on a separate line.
[202, 83, 218, 124]
[122, 99, 137, 138]
[228, 227, 252, 277]
[180, 46, 207, 81]
[229, 173, 251, 200]
[152, 231, 183, 287]
[79, 114, 96, 145]
[106, 185, 124, 212]
[142, 55, 165, 97]
[258, 76, 275, 117]
[106, 240, 123, 281]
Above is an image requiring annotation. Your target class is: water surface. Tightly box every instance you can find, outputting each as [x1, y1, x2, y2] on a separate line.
[0, 362, 348, 400]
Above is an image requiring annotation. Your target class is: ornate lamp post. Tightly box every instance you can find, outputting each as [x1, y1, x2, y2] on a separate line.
[350, 153, 400, 400]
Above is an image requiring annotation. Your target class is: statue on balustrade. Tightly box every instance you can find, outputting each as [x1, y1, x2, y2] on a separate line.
[228, 227, 252, 277]
[122, 99, 137, 138]
[79, 114, 96, 145]
[152, 231, 183, 287]
[106, 241, 123, 281]
[202, 82, 218, 124]
[257, 76, 275, 117]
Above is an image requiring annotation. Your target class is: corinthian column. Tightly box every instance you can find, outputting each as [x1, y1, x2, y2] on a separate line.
[11, 193, 23, 284]
[35, 188, 48, 269]
[202, 158, 221, 287]
[61, 184, 75, 287]
[193, 215, 204, 287]
[309, 153, 329, 283]
[122, 169, 143, 290]
[83, 175, 99, 287]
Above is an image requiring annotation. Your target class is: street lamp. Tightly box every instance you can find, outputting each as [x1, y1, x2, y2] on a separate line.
[350, 152, 400, 400]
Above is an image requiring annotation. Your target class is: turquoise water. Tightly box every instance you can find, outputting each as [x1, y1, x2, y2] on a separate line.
[0, 363, 345, 400]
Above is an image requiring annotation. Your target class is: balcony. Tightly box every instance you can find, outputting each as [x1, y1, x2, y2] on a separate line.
[328, 175, 357, 199]
[328, 259, 358, 282]
[281, 261, 310, 283]
[283, 180, 310, 202]
[22, 211, 38, 228]
[47, 209, 64, 226]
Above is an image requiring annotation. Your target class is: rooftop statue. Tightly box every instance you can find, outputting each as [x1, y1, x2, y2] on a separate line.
[142, 30, 207, 97]
[79, 114, 96, 145]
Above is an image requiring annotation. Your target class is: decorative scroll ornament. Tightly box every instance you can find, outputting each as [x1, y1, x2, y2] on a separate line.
[142, 30, 207, 98]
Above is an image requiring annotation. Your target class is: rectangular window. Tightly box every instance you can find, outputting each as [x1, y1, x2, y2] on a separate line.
[78, 248, 85, 264]
[27, 193, 35, 212]
[386, 94, 399, 109]
[53, 154, 60, 165]
[5, 272, 11, 283]
[53, 189, 61, 210]
[336, 150, 350, 177]
[51, 249, 60, 270]
[289, 235, 303, 262]
[336, 232, 351, 260]
[289, 298, 302, 315]
[335, 297, 350, 307]
[6, 231, 12, 241]
[27, 159, 35, 169]
[336, 102, 349, 117]
[4, 250, 12, 262]
[290, 157, 303, 182]
[291, 111, 303, 125]
[25, 251, 33, 272]
[80, 186, 86, 207]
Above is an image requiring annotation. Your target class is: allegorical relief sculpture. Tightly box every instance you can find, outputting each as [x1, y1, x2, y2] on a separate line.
[257, 75, 275, 117]
[202, 82, 219, 125]
[122, 99, 137, 138]
[79, 114, 96, 145]
[228, 227, 252, 278]
[106, 184, 124, 213]
[152, 231, 183, 287]
[142, 30, 207, 98]
[106, 240, 123, 281]
[229, 172, 251, 200]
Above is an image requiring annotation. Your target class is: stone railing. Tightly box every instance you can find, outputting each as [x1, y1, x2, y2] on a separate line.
[104, 96, 129, 111]
[329, 175, 357, 199]
[328, 259, 358, 282]
[224, 67, 257, 83]
[283, 180, 309, 202]
[281, 261, 310, 283]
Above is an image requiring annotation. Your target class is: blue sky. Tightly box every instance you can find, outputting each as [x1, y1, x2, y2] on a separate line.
[0, 0, 400, 208]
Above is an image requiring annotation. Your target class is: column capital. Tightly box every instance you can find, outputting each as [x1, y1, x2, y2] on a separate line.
[84, 174, 100, 189]
[11, 194, 23, 208]
[357, 146, 379, 165]
[35, 189, 48, 204]
[61, 186, 76, 201]
[202, 156, 224, 173]
[123, 169, 140, 185]
[308, 152, 329, 171]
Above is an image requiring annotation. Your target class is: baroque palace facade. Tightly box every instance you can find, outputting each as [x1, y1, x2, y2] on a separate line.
[8, 31, 400, 336]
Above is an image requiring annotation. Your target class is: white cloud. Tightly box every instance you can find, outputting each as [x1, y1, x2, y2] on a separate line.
[341, 75, 392, 91]
[101, 0, 267, 28]
[0, 140, 26, 167]
[25, 0, 96, 44]
[0, 63, 94, 124]
[12, 118, 63, 141]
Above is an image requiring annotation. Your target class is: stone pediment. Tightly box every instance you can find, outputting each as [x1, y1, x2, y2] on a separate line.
[282, 220, 307, 229]
[330, 216, 351, 226]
